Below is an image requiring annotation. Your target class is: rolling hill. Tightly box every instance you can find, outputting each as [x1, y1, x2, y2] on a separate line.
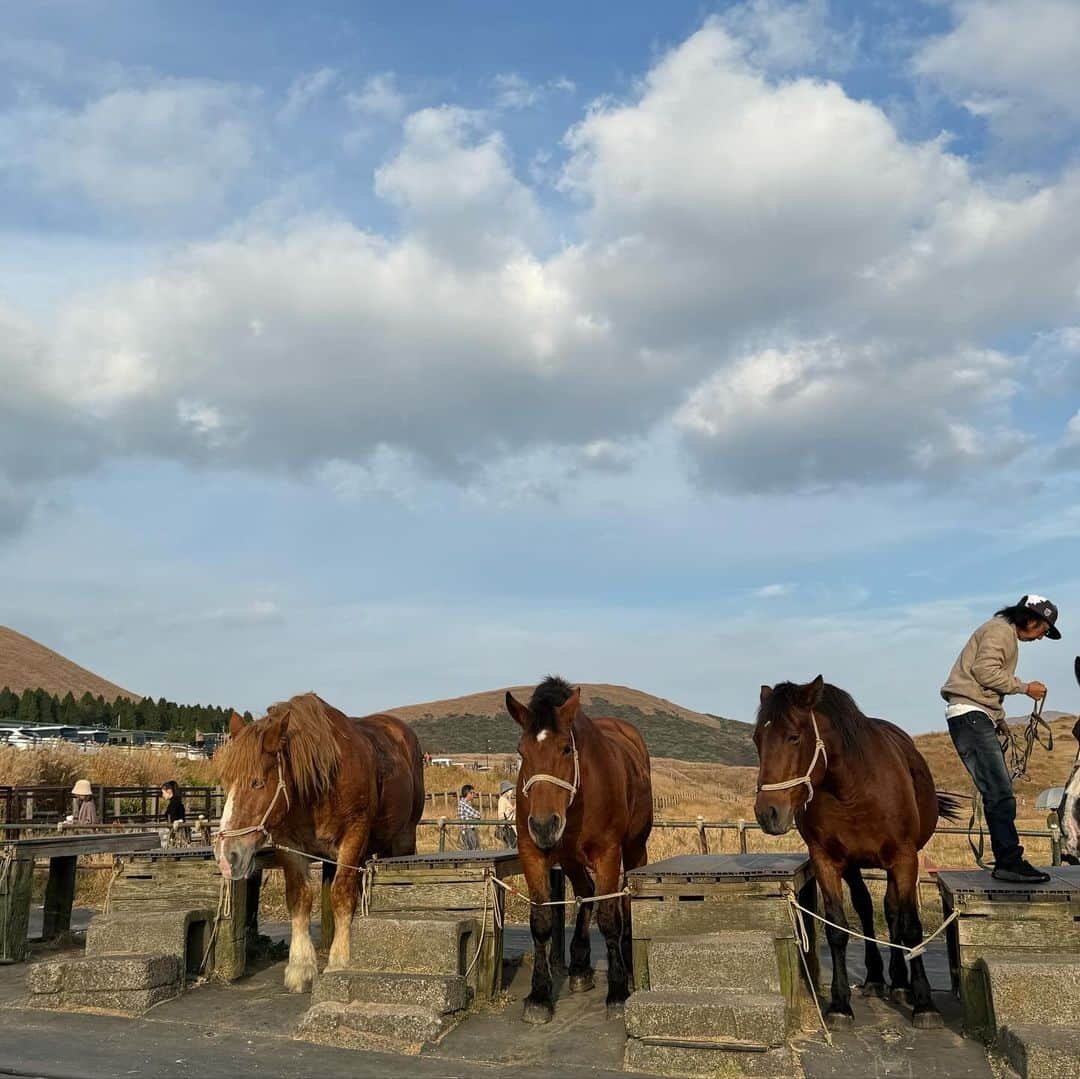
[387, 683, 757, 764]
[0, 626, 140, 703]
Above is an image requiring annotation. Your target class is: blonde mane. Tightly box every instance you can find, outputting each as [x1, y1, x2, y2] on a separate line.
[216, 692, 342, 799]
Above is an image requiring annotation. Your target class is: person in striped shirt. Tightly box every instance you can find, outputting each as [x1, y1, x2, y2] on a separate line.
[458, 784, 481, 850]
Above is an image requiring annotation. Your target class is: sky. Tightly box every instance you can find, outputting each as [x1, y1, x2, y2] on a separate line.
[1, 0, 1079, 732]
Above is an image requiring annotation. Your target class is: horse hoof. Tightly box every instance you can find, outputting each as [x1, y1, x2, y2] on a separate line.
[825, 1010, 854, 1029]
[860, 982, 887, 999]
[606, 1001, 626, 1020]
[912, 1009, 944, 1030]
[890, 987, 912, 1005]
[522, 1000, 554, 1025]
[569, 971, 595, 994]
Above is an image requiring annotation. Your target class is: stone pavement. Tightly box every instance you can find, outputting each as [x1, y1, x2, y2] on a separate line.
[1, 906, 997, 1079]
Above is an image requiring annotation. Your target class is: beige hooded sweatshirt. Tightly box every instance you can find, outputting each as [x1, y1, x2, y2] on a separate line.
[940, 616, 1028, 723]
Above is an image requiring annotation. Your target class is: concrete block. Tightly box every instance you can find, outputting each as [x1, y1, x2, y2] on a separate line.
[86, 908, 213, 964]
[624, 1040, 801, 1078]
[295, 1000, 447, 1055]
[26, 961, 64, 995]
[63, 983, 181, 1015]
[979, 954, 1080, 1029]
[350, 914, 479, 976]
[312, 970, 469, 1014]
[647, 933, 781, 993]
[62, 954, 181, 992]
[1000, 1025, 1080, 1079]
[625, 990, 787, 1049]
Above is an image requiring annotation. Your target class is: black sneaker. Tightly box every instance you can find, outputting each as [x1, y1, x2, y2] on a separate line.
[992, 859, 1051, 884]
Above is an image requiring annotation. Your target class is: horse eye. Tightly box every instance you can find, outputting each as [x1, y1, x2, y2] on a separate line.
[786, 734, 800, 744]
[562, 745, 573, 755]
[251, 778, 265, 789]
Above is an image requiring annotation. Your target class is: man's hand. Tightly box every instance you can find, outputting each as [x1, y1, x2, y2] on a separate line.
[1025, 680, 1047, 702]
[995, 718, 1011, 738]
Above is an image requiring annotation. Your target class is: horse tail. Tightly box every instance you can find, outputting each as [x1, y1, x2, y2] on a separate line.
[936, 790, 966, 823]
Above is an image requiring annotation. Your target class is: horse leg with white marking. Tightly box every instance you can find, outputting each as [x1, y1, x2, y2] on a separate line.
[281, 850, 317, 993]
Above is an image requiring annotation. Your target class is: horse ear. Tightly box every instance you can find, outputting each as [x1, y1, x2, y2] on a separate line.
[556, 687, 581, 730]
[798, 675, 825, 708]
[760, 685, 773, 704]
[261, 713, 290, 754]
[506, 691, 530, 729]
[229, 712, 246, 738]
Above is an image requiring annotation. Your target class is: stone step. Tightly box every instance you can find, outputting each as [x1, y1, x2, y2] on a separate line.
[999, 1025, 1080, 1079]
[979, 954, 1080, 1030]
[625, 1040, 800, 1078]
[295, 1000, 448, 1055]
[625, 989, 787, 1049]
[26, 953, 182, 1015]
[313, 970, 469, 1014]
[86, 908, 214, 963]
[647, 932, 781, 993]
[349, 914, 479, 976]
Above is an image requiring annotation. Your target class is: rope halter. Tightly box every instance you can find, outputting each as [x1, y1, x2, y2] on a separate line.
[757, 709, 828, 807]
[214, 752, 291, 848]
[520, 731, 580, 808]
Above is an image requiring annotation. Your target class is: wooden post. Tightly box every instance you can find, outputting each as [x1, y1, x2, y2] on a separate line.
[0, 855, 35, 962]
[42, 855, 77, 938]
[1048, 812, 1062, 867]
[112, 796, 121, 820]
[549, 864, 567, 975]
[696, 816, 708, 854]
[438, 817, 447, 852]
[320, 861, 335, 950]
[737, 819, 748, 854]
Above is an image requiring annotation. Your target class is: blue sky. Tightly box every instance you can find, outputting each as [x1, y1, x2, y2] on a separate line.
[1, 0, 1078, 731]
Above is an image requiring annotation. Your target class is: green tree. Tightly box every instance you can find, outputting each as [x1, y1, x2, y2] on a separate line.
[16, 690, 38, 725]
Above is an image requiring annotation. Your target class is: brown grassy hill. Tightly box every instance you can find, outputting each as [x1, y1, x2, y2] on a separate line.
[387, 683, 756, 764]
[0, 626, 140, 703]
[915, 710, 1079, 802]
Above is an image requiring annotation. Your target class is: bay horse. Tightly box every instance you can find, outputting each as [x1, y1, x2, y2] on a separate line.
[754, 676, 961, 1029]
[215, 693, 424, 992]
[505, 676, 653, 1023]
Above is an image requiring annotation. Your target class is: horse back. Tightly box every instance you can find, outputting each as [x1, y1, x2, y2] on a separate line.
[351, 712, 425, 848]
[870, 717, 940, 846]
[589, 715, 653, 819]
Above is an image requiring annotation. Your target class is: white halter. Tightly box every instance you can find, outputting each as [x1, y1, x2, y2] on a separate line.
[215, 752, 291, 846]
[757, 709, 828, 806]
[520, 731, 580, 807]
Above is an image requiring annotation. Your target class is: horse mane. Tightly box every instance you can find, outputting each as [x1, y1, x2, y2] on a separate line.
[216, 692, 341, 799]
[527, 675, 576, 734]
[758, 681, 871, 758]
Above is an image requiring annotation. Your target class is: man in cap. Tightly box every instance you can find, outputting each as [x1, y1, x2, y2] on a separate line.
[942, 595, 1061, 883]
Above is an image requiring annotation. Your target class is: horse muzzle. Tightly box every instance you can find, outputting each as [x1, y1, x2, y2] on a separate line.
[754, 799, 796, 836]
[217, 838, 260, 880]
[527, 813, 565, 851]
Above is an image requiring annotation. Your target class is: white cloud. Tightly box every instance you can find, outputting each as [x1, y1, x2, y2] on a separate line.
[1052, 410, 1080, 470]
[915, 0, 1080, 137]
[755, 583, 794, 598]
[281, 67, 339, 119]
[493, 73, 576, 110]
[720, 0, 859, 72]
[0, 81, 256, 219]
[345, 73, 405, 119]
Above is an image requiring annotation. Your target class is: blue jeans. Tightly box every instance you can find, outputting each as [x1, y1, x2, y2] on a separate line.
[947, 710, 1022, 865]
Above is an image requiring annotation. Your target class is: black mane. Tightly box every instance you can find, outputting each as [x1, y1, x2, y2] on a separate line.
[757, 681, 871, 758]
[527, 675, 575, 734]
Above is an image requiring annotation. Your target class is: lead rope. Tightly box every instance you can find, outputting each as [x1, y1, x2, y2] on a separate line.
[1001, 696, 1054, 783]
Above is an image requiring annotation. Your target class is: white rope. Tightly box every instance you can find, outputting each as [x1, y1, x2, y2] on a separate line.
[782, 887, 832, 1046]
[758, 709, 828, 806]
[487, 873, 630, 908]
[520, 731, 581, 806]
[782, 885, 959, 962]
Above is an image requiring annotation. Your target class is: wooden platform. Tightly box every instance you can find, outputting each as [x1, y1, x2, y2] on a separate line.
[365, 850, 522, 1000]
[627, 853, 820, 1029]
[937, 866, 1080, 1040]
[1, 832, 161, 964]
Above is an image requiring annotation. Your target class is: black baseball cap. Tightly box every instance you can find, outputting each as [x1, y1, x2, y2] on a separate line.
[1021, 595, 1061, 640]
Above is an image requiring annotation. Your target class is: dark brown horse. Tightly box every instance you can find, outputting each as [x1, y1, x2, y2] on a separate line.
[754, 676, 961, 1029]
[215, 693, 424, 991]
[506, 677, 653, 1022]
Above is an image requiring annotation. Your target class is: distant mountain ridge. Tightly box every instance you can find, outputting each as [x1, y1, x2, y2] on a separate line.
[386, 683, 757, 764]
[0, 626, 140, 703]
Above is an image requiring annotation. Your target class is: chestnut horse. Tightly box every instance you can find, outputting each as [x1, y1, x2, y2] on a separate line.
[754, 676, 961, 1029]
[215, 693, 424, 991]
[506, 677, 653, 1023]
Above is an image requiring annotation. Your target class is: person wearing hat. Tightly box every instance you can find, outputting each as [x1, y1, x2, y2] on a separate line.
[495, 780, 517, 849]
[942, 595, 1061, 883]
[70, 779, 98, 825]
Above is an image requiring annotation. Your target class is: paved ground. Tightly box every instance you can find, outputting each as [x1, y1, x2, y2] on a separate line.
[1, 907, 997, 1079]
